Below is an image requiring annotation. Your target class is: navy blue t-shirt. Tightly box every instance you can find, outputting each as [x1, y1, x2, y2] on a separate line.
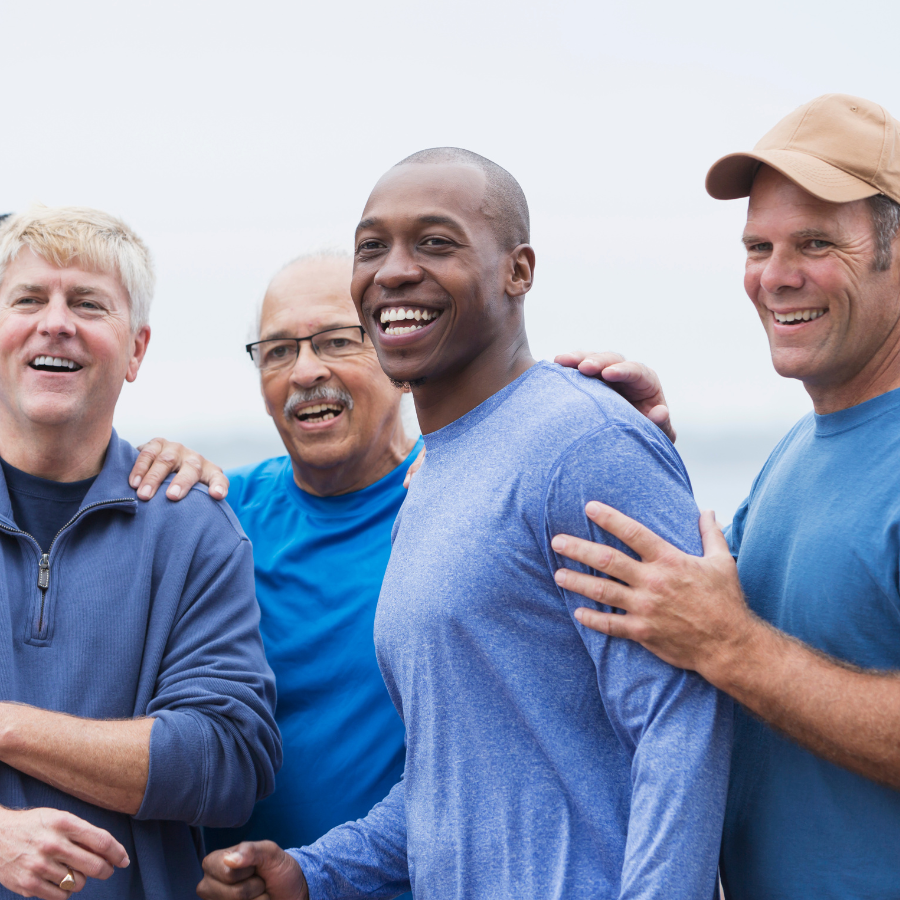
[0, 458, 96, 551]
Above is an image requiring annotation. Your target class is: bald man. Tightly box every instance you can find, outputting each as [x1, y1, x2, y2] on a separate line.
[201, 254, 419, 900]
[198, 149, 731, 900]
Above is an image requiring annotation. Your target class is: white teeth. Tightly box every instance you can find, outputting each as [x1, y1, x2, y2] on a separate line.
[774, 309, 825, 324]
[379, 307, 442, 324]
[32, 356, 78, 369]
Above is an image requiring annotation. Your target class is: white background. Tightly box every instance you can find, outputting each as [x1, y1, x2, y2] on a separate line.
[2, 0, 898, 518]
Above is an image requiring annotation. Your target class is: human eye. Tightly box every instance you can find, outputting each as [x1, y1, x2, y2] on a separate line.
[421, 236, 453, 248]
[262, 341, 293, 365]
[745, 241, 772, 254]
[809, 239, 832, 250]
[356, 238, 385, 254]
[13, 295, 40, 307]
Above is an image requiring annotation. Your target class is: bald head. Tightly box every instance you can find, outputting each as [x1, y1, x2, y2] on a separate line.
[395, 148, 530, 251]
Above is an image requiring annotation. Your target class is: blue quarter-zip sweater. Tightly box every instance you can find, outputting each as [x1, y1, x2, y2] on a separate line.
[0, 431, 281, 899]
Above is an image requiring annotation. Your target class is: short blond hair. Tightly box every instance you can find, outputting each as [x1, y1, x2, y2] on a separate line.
[0, 205, 154, 330]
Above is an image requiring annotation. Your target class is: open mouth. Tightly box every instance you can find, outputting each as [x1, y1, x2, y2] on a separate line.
[29, 355, 83, 372]
[294, 402, 345, 424]
[773, 309, 826, 326]
[379, 306, 443, 335]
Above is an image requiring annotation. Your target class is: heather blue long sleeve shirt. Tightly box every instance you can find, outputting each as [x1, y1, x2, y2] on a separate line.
[292, 362, 731, 900]
[0, 431, 281, 899]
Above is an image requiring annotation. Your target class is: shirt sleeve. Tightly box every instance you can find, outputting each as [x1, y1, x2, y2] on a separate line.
[136, 526, 282, 828]
[288, 778, 410, 900]
[544, 423, 732, 900]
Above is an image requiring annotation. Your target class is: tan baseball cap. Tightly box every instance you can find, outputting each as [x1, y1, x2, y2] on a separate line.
[706, 94, 900, 206]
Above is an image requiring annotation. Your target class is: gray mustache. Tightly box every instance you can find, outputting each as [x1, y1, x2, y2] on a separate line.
[284, 386, 354, 418]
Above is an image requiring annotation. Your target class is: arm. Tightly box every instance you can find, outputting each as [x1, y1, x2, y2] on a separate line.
[0, 705, 153, 814]
[553, 503, 900, 789]
[137, 530, 281, 827]
[554, 351, 675, 442]
[545, 428, 730, 900]
[287, 779, 410, 900]
[129, 438, 229, 501]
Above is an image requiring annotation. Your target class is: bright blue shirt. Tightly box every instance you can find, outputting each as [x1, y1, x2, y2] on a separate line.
[723, 387, 900, 900]
[293, 362, 732, 900]
[206, 440, 422, 880]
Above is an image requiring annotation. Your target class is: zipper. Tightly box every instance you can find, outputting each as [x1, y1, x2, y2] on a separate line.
[0, 497, 136, 636]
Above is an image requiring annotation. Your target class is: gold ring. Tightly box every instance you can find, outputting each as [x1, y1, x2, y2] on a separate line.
[59, 867, 76, 890]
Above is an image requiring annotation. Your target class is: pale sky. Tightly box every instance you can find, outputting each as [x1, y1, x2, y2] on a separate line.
[3, 0, 898, 460]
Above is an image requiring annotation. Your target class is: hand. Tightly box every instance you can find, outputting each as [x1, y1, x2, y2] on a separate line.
[129, 438, 229, 502]
[402, 447, 426, 489]
[197, 842, 309, 900]
[551, 503, 754, 676]
[0, 807, 129, 900]
[554, 351, 675, 443]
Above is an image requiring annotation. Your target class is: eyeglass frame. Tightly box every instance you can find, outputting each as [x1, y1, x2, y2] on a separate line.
[245, 325, 370, 370]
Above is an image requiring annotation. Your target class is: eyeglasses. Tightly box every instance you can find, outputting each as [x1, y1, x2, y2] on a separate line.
[246, 326, 370, 371]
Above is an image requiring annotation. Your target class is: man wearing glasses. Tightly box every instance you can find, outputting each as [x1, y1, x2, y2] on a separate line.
[203, 252, 419, 900]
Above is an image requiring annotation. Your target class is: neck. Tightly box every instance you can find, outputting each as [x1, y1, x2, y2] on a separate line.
[0, 417, 111, 482]
[806, 329, 900, 416]
[412, 332, 536, 434]
[290, 413, 415, 497]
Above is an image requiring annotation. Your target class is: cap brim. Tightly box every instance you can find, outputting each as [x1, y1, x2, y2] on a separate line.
[706, 149, 881, 203]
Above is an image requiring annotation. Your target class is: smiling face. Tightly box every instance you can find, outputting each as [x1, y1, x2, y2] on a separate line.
[258, 256, 406, 493]
[0, 248, 149, 440]
[743, 166, 900, 411]
[352, 163, 532, 397]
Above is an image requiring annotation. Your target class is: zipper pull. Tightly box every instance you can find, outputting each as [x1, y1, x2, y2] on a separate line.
[38, 553, 50, 590]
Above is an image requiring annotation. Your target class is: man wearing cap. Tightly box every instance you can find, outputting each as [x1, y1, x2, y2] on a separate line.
[552, 94, 900, 898]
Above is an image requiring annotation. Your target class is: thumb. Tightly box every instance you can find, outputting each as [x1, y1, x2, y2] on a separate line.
[698, 509, 730, 557]
[225, 840, 286, 873]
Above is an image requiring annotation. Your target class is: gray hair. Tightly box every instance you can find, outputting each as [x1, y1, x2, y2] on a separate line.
[868, 194, 900, 271]
[254, 248, 352, 342]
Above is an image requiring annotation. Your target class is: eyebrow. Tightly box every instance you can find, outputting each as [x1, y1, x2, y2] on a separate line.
[355, 214, 464, 232]
[258, 324, 358, 341]
[742, 227, 838, 246]
[8, 283, 107, 296]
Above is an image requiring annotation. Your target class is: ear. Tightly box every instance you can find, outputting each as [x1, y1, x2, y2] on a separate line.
[124, 325, 151, 383]
[505, 244, 535, 299]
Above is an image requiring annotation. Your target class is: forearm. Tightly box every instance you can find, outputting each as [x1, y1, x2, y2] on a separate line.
[0, 702, 153, 814]
[705, 617, 900, 788]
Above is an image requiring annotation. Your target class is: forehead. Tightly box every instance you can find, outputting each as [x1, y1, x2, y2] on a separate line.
[746, 167, 872, 234]
[359, 164, 488, 232]
[260, 258, 356, 334]
[0, 247, 127, 298]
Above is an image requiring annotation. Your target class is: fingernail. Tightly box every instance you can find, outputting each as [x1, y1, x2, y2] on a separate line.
[551, 535, 567, 552]
[555, 569, 567, 586]
[585, 501, 601, 517]
[168, 485, 182, 499]
[122, 854, 130, 867]
[138, 485, 152, 499]
[130, 476, 140, 488]
[574, 608, 585, 623]
[224, 852, 242, 866]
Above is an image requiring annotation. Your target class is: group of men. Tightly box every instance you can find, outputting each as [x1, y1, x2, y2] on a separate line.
[0, 91, 897, 900]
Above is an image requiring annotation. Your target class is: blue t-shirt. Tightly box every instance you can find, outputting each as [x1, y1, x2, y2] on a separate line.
[205, 440, 422, 872]
[723, 387, 900, 899]
[294, 362, 732, 900]
[0, 458, 96, 551]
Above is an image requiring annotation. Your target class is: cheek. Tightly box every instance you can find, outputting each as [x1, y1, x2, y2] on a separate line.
[261, 376, 289, 416]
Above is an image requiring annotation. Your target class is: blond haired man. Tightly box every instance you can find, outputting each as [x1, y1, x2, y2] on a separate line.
[0, 207, 280, 899]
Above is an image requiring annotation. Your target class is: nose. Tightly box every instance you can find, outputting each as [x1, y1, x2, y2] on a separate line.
[373, 244, 424, 290]
[288, 340, 332, 388]
[757, 245, 805, 295]
[39, 296, 77, 338]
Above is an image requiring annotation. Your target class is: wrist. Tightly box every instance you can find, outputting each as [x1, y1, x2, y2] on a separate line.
[697, 608, 768, 692]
